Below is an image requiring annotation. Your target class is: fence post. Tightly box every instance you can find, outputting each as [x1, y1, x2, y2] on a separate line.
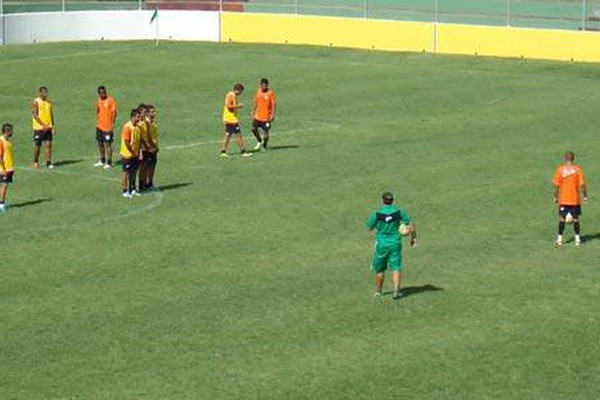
[62, 0, 66, 12]
[219, 0, 223, 13]
[506, 0, 511, 27]
[582, 0, 587, 30]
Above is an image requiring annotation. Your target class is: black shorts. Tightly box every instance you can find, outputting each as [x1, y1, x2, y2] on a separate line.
[0, 171, 14, 184]
[142, 151, 157, 166]
[121, 157, 139, 172]
[252, 119, 272, 132]
[33, 130, 52, 145]
[559, 205, 582, 218]
[96, 129, 114, 144]
[225, 123, 241, 135]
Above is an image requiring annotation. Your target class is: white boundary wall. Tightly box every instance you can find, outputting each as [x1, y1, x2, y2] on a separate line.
[1, 10, 220, 44]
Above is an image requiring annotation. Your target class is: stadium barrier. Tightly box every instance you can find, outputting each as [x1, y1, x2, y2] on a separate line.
[221, 12, 600, 63]
[0, 10, 219, 44]
[2, 8, 600, 63]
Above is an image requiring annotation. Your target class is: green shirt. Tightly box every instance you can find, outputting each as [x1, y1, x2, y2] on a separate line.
[366, 205, 411, 243]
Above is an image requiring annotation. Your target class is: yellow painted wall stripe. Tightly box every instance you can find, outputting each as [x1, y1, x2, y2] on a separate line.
[221, 13, 434, 53]
[221, 12, 600, 63]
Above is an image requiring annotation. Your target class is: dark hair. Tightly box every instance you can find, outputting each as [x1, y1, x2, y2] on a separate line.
[147, 104, 155, 110]
[260, 78, 269, 85]
[39, 86, 48, 92]
[565, 151, 575, 161]
[1, 123, 13, 133]
[234, 83, 244, 91]
[97, 85, 107, 92]
[130, 109, 140, 118]
[137, 103, 149, 112]
[382, 192, 394, 205]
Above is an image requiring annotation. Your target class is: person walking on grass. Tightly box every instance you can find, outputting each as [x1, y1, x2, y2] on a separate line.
[367, 192, 417, 300]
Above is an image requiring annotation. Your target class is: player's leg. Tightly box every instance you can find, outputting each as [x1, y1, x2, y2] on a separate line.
[389, 246, 404, 299]
[234, 132, 252, 157]
[556, 206, 567, 246]
[147, 153, 157, 189]
[573, 206, 582, 246]
[105, 141, 113, 167]
[221, 128, 232, 157]
[95, 130, 106, 167]
[0, 178, 8, 213]
[251, 119, 262, 151]
[138, 154, 147, 192]
[371, 243, 388, 298]
[130, 160, 140, 195]
[32, 132, 42, 168]
[262, 128, 270, 150]
[121, 159, 130, 197]
[44, 138, 53, 168]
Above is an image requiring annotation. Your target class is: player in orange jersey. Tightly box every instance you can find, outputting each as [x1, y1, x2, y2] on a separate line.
[552, 151, 588, 247]
[251, 78, 276, 151]
[94, 85, 118, 169]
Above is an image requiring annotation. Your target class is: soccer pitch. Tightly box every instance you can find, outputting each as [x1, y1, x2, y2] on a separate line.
[1, 41, 599, 399]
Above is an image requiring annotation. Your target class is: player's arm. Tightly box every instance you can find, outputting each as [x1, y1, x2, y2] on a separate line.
[227, 95, 242, 112]
[31, 101, 48, 130]
[0, 142, 5, 174]
[580, 172, 588, 202]
[112, 107, 118, 129]
[50, 105, 57, 134]
[401, 211, 418, 247]
[366, 213, 377, 233]
[553, 185, 560, 203]
[251, 96, 257, 118]
[270, 94, 277, 121]
[123, 128, 134, 154]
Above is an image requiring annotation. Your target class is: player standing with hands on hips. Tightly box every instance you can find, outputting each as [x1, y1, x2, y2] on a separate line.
[367, 192, 417, 300]
[553, 151, 588, 247]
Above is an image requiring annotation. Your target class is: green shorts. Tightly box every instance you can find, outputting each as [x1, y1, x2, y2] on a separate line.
[371, 241, 403, 272]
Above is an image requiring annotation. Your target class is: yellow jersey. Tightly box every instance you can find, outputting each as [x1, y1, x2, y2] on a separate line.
[222, 91, 239, 124]
[32, 97, 53, 131]
[148, 122, 159, 151]
[0, 136, 14, 172]
[119, 121, 141, 158]
[138, 120, 150, 151]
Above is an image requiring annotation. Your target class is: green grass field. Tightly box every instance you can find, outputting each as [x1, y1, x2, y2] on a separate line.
[1, 41, 600, 399]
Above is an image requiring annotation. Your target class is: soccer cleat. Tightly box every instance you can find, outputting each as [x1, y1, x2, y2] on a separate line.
[94, 161, 104, 167]
[122, 192, 131, 199]
[219, 152, 230, 158]
[47, 164, 55, 169]
[393, 290, 403, 300]
[242, 152, 253, 158]
[131, 190, 141, 197]
[554, 240, 563, 248]
[0, 204, 6, 214]
[253, 142, 262, 151]
[373, 292, 383, 302]
[103, 163, 112, 170]
[575, 239, 582, 247]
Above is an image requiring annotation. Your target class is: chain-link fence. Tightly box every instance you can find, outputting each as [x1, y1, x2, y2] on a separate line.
[2, 0, 600, 31]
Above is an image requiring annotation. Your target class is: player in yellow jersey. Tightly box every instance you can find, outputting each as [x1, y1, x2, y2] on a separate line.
[136, 104, 151, 192]
[32, 86, 56, 169]
[119, 109, 142, 198]
[0, 123, 15, 213]
[220, 83, 252, 158]
[144, 105, 160, 191]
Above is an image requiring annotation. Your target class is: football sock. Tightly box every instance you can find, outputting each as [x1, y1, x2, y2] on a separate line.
[558, 221, 565, 235]
[263, 137, 269, 149]
[101, 157, 106, 164]
[252, 130, 262, 143]
[574, 222, 581, 235]
[107, 158, 112, 165]
[46, 161, 51, 167]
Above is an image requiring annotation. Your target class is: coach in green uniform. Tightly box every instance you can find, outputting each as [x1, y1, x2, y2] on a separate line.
[367, 192, 417, 300]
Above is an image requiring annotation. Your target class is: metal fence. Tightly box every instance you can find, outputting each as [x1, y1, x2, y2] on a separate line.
[2, 0, 600, 31]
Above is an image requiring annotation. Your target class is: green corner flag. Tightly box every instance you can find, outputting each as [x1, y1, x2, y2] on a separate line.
[150, 7, 158, 24]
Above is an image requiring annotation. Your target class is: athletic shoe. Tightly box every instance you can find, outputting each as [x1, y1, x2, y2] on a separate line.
[219, 152, 230, 158]
[47, 164, 55, 169]
[94, 161, 104, 167]
[122, 192, 132, 199]
[253, 142, 262, 151]
[575, 239, 582, 247]
[0, 204, 7, 214]
[242, 152, 253, 158]
[554, 240, 563, 248]
[131, 190, 141, 197]
[373, 292, 382, 302]
[103, 164, 112, 170]
[393, 290, 403, 300]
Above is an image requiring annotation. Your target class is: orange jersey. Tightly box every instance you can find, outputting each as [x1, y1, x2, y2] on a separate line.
[553, 164, 585, 205]
[96, 96, 117, 132]
[254, 89, 276, 122]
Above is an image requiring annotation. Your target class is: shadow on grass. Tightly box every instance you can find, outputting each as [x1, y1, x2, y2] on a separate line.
[565, 232, 600, 244]
[54, 159, 84, 167]
[268, 145, 299, 151]
[157, 182, 193, 192]
[384, 284, 443, 299]
[11, 198, 51, 208]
